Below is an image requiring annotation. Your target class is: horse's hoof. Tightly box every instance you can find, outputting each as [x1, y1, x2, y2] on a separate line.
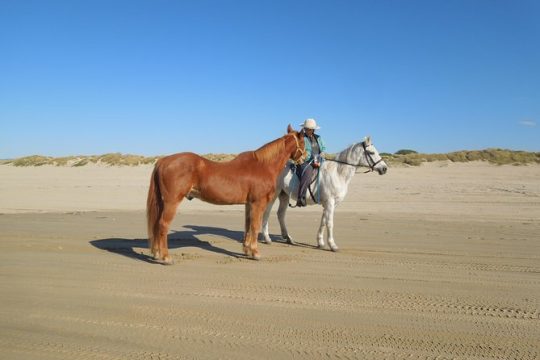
[330, 246, 339, 252]
[284, 236, 294, 245]
[261, 239, 272, 245]
[252, 253, 261, 261]
[162, 256, 174, 265]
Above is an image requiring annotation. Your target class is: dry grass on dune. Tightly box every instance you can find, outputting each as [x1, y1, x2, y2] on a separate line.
[2, 149, 538, 167]
[1, 153, 237, 167]
[382, 149, 540, 166]
[3, 154, 160, 167]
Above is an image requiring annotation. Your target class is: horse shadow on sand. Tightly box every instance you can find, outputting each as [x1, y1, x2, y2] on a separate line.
[90, 225, 243, 264]
[90, 225, 303, 264]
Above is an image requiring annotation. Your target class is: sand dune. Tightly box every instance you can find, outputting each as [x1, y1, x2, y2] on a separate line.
[1, 162, 539, 359]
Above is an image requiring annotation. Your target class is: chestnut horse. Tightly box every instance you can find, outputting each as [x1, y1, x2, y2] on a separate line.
[147, 125, 305, 263]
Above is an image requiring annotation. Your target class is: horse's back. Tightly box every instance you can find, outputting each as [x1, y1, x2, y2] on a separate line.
[153, 152, 206, 188]
[156, 152, 204, 171]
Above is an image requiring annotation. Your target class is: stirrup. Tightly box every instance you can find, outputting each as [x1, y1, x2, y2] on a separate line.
[289, 197, 305, 208]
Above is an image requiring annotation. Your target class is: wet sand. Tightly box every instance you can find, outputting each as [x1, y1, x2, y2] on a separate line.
[1, 162, 539, 359]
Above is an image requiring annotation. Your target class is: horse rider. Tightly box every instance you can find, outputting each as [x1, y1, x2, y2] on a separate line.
[296, 118, 326, 207]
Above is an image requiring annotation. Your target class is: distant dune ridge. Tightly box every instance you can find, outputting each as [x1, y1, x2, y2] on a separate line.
[1, 153, 236, 167]
[383, 148, 540, 166]
[1, 149, 539, 167]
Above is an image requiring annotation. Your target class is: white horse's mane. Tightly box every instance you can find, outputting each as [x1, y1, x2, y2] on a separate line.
[338, 142, 361, 160]
[328, 142, 363, 176]
[333, 136, 371, 162]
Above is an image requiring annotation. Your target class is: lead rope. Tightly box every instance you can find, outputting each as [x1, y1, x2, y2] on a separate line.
[315, 159, 321, 204]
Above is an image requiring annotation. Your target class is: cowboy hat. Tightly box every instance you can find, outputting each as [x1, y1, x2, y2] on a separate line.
[299, 118, 320, 130]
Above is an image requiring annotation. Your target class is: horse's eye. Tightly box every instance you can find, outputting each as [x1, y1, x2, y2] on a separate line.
[368, 151, 376, 155]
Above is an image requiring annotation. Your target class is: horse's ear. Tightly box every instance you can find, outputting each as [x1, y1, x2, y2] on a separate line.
[364, 136, 372, 146]
[287, 124, 294, 133]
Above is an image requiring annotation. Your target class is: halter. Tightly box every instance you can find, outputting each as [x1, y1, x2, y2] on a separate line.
[287, 132, 305, 164]
[326, 142, 384, 173]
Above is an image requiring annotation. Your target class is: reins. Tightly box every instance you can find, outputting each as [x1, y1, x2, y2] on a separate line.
[326, 159, 374, 173]
[326, 142, 383, 173]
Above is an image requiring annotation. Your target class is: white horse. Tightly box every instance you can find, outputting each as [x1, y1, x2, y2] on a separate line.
[261, 136, 388, 251]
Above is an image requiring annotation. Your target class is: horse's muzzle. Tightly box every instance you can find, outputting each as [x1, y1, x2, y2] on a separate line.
[377, 166, 388, 175]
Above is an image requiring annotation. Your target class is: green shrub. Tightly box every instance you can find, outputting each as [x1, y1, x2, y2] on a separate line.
[395, 149, 418, 155]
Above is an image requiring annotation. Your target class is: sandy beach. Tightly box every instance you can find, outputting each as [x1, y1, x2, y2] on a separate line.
[1, 161, 539, 359]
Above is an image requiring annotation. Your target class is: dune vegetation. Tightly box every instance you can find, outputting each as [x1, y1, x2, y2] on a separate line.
[382, 149, 540, 166]
[1, 149, 538, 167]
[1, 153, 242, 167]
[2, 154, 159, 167]
[1, 153, 236, 167]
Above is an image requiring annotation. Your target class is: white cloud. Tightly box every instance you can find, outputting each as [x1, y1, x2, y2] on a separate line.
[519, 120, 537, 127]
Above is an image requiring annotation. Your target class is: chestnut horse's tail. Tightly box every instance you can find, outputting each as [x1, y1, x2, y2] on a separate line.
[146, 164, 163, 254]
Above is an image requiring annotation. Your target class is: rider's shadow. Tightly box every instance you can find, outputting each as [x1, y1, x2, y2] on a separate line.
[90, 225, 246, 264]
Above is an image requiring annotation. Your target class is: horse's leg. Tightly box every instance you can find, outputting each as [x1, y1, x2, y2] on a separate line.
[325, 199, 338, 252]
[277, 191, 294, 244]
[317, 210, 327, 249]
[243, 203, 252, 256]
[317, 198, 335, 249]
[157, 200, 180, 264]
[317, 199, 334, 249]
[247, 200, 267, 260]
[261, 195, 277, 244]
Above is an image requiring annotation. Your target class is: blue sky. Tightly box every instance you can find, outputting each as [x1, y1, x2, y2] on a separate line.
[1, 0, 539, 158]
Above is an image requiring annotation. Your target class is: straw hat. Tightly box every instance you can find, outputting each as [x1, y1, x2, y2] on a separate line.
[300, 118, 320, 130]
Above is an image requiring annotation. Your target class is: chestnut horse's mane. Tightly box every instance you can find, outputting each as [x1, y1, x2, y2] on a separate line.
[252, 135, 289, 164]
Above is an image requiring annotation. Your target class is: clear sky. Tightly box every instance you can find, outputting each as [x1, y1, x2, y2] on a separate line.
[1, 0, 539, 158]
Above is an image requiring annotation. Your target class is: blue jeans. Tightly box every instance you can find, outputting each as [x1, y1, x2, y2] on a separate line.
[296, 161, 316, 205]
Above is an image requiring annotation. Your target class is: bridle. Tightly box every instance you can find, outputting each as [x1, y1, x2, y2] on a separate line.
[287, 132, 305, 164]
[326, 142, 384, 173]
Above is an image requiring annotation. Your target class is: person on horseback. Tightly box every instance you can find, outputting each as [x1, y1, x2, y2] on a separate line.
[296, 118, 326, 207]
